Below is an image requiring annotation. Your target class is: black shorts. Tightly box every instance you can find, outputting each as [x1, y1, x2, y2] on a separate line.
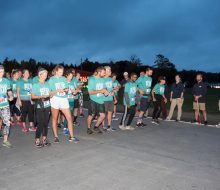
[74, 99, 79, 109]
[104, 101, 114, 112]
[88, 100, 105, 116]
[140, 97, 150, 112]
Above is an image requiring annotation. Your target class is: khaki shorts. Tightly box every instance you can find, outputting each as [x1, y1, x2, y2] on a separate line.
[193, 102, 206, 111]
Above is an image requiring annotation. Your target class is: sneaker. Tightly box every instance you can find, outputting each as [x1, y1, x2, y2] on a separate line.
[125, 126, 135, 131]
[166, 118, 171, 121]
[69, 136, 79, 143]
[2, 141, 12, 148]
[107, 126, 116, 131]
[112, 113, 116, 118]
[63, 128, 69, 135]
[54, 137, 60, 143]
[119, 125, 126, 130]
[73, 122, 79, 127]
[22, 127, 29, 133]
[204, 121, 208, 125]
[136, 123, 142, 128]
[152, 119, 159, 125]
[29, 127, 37, 132]
[43, 139, 51, 147]
[102, 126, 108, 132]
[87, 128, 94, 135]
[35, 141, 43, 148]
[93, 127, 102, 134]
[141, 123, 147, 127]
[175, 119, 180, 122]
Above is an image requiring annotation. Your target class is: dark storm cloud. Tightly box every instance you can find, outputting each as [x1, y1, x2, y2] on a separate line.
[0, 0, 220, 71]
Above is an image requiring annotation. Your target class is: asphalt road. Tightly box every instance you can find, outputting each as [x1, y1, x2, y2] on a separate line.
[0, 112, 220, 190]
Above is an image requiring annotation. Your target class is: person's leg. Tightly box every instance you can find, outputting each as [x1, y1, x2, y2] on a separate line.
[42, 107, 51, 142]
[126, 105, 136, 126]
[1, 107, 12, 147]
[35, 109, 44, 146]
[156, 98, 163, 119]
[64, 102, 74, 129]
[61, 108, 74, 138]
[51, 107, 59, 138]
[119, 106, 128, 129]
[167, 99, 177, 120]
[177, 99, 183, 121]
[161, 99, 167, 119]
[152, 101, 159, 119]
[27, 102, 35, 129]
[200, 103, 207, 123]
[20, 101, 28, 131]
[73, 100, 79, 124]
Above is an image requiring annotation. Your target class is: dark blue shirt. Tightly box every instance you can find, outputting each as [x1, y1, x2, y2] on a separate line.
[171, 82, 184, 99]
[192, 82, 207, 103]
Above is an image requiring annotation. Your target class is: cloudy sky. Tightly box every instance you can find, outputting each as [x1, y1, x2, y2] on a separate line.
[0, 0, 219, 72]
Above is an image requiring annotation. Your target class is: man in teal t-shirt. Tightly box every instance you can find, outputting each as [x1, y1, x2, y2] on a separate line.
[103, 66, 116, 131]
[119, 73, 138, 131]
[136, 67, 153, 127]
[87, 67, 109, 135]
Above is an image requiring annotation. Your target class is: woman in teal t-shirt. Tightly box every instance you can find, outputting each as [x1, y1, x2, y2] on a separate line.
[48, 65, 78, 143]
[17, 69, 36, 133]
[63, 69, 80, 135]
[9, 69, 22, 126]
[151, 76, 167, 124]
[31, 68, 51, 148]
[0, 65, 13, 148]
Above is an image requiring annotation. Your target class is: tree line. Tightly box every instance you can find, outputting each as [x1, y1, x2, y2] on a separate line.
[1, 54, 220, 87]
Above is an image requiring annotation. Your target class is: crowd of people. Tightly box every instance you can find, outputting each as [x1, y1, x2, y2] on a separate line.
[0, 65, 219, 148]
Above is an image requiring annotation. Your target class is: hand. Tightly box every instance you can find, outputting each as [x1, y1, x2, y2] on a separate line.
[164, 98, 167, 103]
[114, 99, 118, 105]
[0, 97, 4, 103]
[139, 90, 145, 95]
[170, 98, 172, 102]
[153, 98, 156, 102]
[194, 96, 199, 101]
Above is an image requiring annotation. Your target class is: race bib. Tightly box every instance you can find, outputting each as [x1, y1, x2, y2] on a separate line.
[57, 92, 65, 96]
[68, 94, 74, 99]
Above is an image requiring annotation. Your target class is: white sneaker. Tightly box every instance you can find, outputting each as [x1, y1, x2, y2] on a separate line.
[125, 126, 135, 131]
[119, 125, 126, 130]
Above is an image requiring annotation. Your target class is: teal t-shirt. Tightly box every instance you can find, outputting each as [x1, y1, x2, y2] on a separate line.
[103, 77, 113, 101]
[32, 76, 39, 84]
[67, 80, 75, 103]
[123, 81, 137, 106]
[137, 75, 152, 97]
[10, 78, 18, 98]
[48, 76, 68, 98]
[154, 83, 165, 95]
[0, 78, 11, 108]
[32, 81, 51, 108]
[113, 80, 119, 96]
[17, 78, 33, 100]
[88, 76, 105, 104]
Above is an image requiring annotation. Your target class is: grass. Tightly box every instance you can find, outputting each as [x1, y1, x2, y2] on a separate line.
[82, 88, 220, 114]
